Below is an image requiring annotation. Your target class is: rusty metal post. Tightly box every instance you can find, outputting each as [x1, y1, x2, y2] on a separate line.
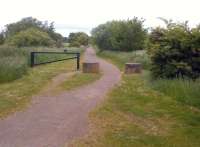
[77, 53, 80, 70]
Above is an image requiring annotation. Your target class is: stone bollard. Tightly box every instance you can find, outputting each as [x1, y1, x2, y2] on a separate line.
[82, 62, 100, 73]
[125, 63, 142, 74]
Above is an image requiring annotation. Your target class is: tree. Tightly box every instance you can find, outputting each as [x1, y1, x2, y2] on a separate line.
[5, 17, 43, 38]
[44, 22, 63, 47]
[6, 28, 55, 47]
[0, 31, 5, 45]
[4, 17, 63, 47]
[91, 18, 147, 51]
[68, 32, 89, 47]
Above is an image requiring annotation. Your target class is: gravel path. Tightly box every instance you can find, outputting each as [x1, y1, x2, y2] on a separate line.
[0, 47, 121, 147]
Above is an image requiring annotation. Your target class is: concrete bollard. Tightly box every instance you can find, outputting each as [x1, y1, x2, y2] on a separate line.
[125, 63, 142, 74]
[82, 62, 100, 73]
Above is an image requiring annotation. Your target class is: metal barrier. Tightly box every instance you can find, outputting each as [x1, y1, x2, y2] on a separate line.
[30, 51, 80, 70]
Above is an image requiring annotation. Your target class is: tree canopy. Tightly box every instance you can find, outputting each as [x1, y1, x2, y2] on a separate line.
[6, 28, 55, 47]
[91, 18, 147, 51]
[1, 17, 63, 47]
[68, 32, 89, 47]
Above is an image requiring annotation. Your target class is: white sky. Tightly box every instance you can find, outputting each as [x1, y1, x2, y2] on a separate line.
[0, 0, 200, 36]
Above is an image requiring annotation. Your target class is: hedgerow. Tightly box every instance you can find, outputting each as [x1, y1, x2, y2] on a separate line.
[149, 21, 200, 79]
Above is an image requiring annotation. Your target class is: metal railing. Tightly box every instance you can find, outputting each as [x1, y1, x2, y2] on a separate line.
[30, 51, 80, 70]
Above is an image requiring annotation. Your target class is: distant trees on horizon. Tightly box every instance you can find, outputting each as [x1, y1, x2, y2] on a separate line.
[67, 32, 89, 47]
[0, 17, 63, 47]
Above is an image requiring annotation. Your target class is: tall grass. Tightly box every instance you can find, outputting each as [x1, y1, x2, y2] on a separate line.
[151, 78, 200, 108]
[96, 49, 150, 70]
[0, 46, 29, 83]
[95, 47, 200, 109]
[0, 45, 83, 83]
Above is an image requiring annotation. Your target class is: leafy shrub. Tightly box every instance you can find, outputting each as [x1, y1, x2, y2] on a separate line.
[91, 18, 147, 51]
[149, 21, 200, 79]
[68, 32, 89, 47]
[6, 28, 55, 47]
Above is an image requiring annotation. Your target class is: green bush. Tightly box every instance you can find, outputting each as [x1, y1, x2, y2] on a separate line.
[91, 18, 147, 51]
[68, 32, 89, 47]
[149, 22, 200, 79]
[6, 28, 55, 47]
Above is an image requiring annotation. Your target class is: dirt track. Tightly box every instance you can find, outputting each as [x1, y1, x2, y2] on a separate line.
[0, 47, 121, 147]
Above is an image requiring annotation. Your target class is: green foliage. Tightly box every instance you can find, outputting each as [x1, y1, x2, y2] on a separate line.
[45, 22, 64, 47]
[6, 28, 55, 47]
[0, 31, 5, 45]
[0, 46, 82, 83]
[5, 17, 44, 37]
[74, 74, 200, 147]
[151, 78, 200, 108]
[91, 18, 147, 51]
[68, 32, 89, 47]
[3, 17, 63, 47]
[96, 48, 150, 70]
[0, 59, 77, 118]
[0, 46, 28, 83]
[149, 21, 200, 79]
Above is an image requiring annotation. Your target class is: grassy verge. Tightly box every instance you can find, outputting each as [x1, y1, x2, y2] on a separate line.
[0, 45, 82, 83]
[60, 73, 101, 91]
[150, 79, 200, 109]
[96, 48, 200, 109]
[70, 49, 200, 146]
[96, 48, 150, 70]
[72, 74, 200, 147]
[0, 46, 83, 118]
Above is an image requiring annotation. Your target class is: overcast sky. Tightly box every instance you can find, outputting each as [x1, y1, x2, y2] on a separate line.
[0, 0, 200, 36]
